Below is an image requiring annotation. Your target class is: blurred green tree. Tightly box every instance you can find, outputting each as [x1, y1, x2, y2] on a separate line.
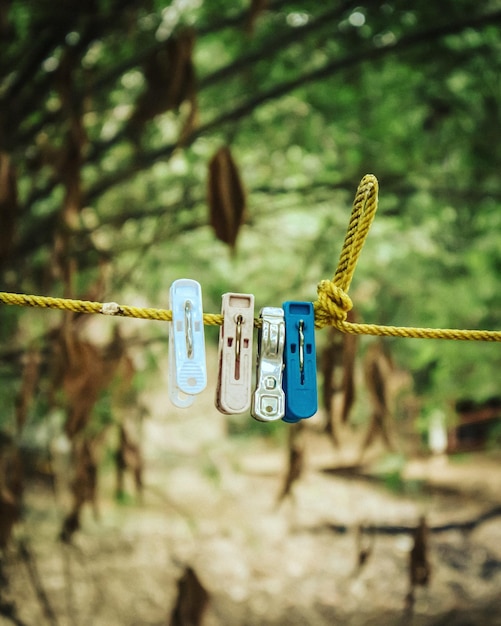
[1, 0, 501, 428]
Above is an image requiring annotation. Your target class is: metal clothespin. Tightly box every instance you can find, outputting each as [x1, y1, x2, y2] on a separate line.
[168, 279, 207, 407]
[215, 293, 255, 414]
[282, 301, 318, 422]
[251, 307, 285, 422]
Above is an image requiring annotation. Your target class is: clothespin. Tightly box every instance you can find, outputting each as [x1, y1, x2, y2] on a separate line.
[282, 301, 318, 422]
[168, 279, 207, 407]
[215, 293, 255, 414]
[251, 307, 286, 422]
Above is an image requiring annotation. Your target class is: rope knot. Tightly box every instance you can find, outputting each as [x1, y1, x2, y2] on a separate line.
[314, 280, 353, 328]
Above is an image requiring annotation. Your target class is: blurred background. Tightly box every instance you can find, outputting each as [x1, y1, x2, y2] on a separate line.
[2, 1, 501, 624]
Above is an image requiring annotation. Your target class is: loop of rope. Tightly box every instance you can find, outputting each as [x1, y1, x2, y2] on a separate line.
[313, 174, 377, 329]
[1, 174, 501, 341]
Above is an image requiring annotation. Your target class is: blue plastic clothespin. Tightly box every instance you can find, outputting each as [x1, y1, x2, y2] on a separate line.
[168, 279, 207, 407]
[282, 301, 317, 422]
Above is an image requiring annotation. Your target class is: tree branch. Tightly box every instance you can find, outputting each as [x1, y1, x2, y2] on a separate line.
[317, 504, 501, 536]
[83, 7, 501, 205]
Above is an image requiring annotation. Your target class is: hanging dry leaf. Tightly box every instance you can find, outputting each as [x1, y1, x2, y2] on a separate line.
[341, 325, 357, 422]
[0, 437, 23, 549]
[406, 516, 431, 611]
[73, 438, 99, 513]
[245, 0, 269, 35]
[17, 537, 59, 624]
[352, 523, 375, 576]
[60, 436, 100, 543]
[207, 146, 246, 250]
[55, 49, 87, 219]
[321, 329, 341, 445]
[15, 349, 41, 435]
[128, 29, 197, 139]
[60, 338, 106, 437]
[277, 422, 304, 502]
[48, 48, 88, 296]
[51, 326, 138, 540]
[0, 0, 11, 39]
[321, 310, 358, 445]
[115, 423, 143, 500]
[61, 121, 86, 217]
[360, 341, 395, 454]
[50, 325, 129, 438]
[55, 47, 77, 116]
[169, 566, 209, 626]
[410, 516, 430, 587]
[0, 152, 18, 266]
[360, 342, 411, 456]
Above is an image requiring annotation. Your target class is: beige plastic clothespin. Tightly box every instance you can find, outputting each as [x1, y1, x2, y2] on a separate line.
[215, 293, 255, 414]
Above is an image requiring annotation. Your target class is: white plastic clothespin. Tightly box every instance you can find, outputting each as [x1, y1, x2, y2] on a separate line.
[215, 293, 255, 414]
[251, 307, 286, 422]
[168, 279, 207, 407]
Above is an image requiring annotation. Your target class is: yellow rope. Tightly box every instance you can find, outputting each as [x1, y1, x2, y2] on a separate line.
[1, 173, 501, 341]
[313, 174, 501, 341]
[0, 291, 225, 325]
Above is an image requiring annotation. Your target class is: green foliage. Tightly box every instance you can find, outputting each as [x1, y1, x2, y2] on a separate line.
[373, 453, 425, 495]
[1, 0, 501, 429]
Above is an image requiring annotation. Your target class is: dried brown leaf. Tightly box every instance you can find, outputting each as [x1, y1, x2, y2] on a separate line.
[0, 152, 18, 266]
[60, 436, 100, 543]
[15, 349, 41, 434]
[245, 0, 269, 35]
[55, 48, 76, 115]
[115, 423, 143, 499]
[50, 326, 137, 540]
[207, 146, 246, 250]
[360, 342, 395, 454]
[353, 523, 375, 576]
[61, 339, 104, 437]
[0, 0, 11, 39]
[277, 422, 304, 502]
[321, 310, 358, 444]
[73, 438, 99, 510]
[60, 509, 80, 544]
[409, 516, 430, 587]
[50, 326, 128, 438]
[129, 29, 196, 137]
[169, 566, 209, 626]
[341, 319, 357, 422]
[0, 438, 23, 549]
[364, 342, 393, 413]
[56, 49, 87, 218]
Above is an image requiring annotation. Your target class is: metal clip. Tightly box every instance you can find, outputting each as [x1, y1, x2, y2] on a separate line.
[282, 301, 318, 422]
[168, 279, 207, 407]
[215, 293, 255, 414]
[251, 307, 285, 422]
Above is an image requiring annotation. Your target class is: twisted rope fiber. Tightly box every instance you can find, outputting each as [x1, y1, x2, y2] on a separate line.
[1, 174, 501, 341]
[313, 174, 501, 341]
[0, 291, 224, 326]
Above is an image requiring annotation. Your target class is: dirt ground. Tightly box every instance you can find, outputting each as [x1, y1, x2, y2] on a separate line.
[2, 359, 501, 626]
